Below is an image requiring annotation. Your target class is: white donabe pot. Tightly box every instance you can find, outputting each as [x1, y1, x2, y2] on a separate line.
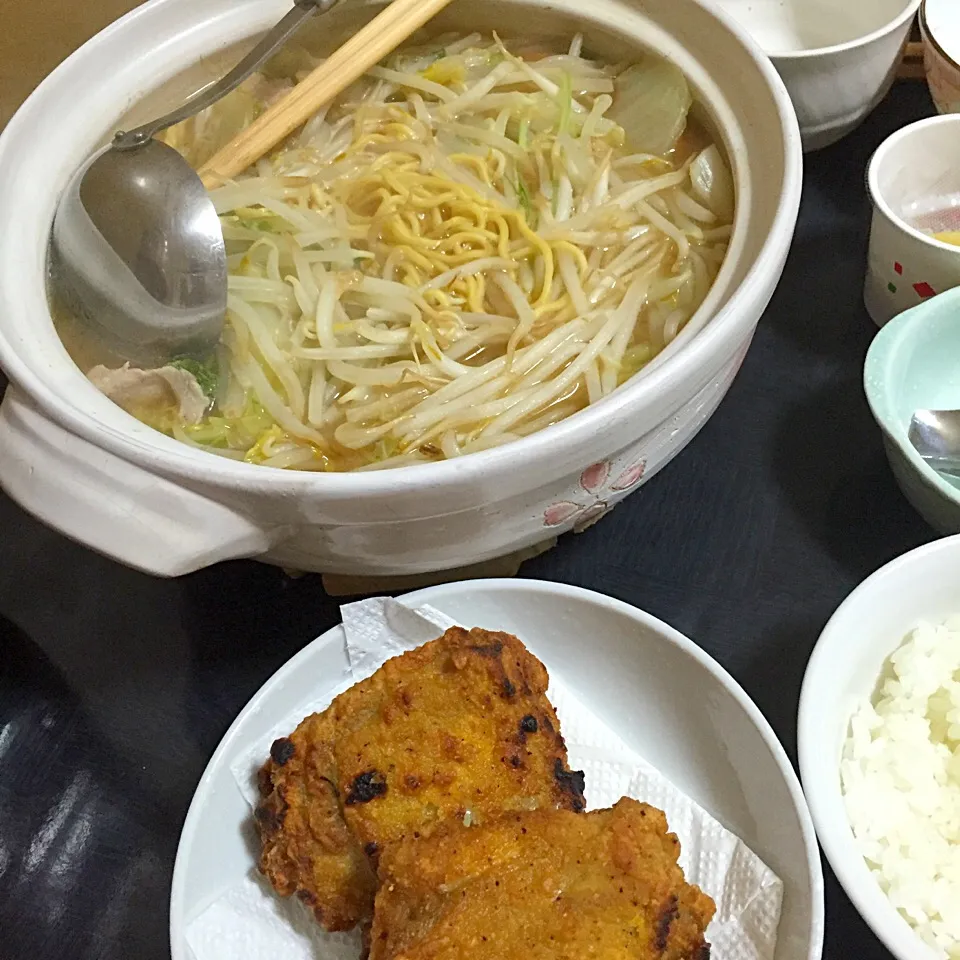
[0, 0, 801, 578]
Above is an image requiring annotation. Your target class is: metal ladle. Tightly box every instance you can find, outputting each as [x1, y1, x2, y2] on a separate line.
[50, 0, 340, 366]
[908, 408, 960, 477]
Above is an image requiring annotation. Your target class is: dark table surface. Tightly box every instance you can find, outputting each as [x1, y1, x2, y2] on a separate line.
[0, 80, 940, 960]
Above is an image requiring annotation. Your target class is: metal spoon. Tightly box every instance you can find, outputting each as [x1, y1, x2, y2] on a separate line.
[908, 408, 960, 476]
[50, 0, 340, 366]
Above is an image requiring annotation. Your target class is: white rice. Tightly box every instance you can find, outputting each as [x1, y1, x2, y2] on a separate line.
[841, 619, 960, 959]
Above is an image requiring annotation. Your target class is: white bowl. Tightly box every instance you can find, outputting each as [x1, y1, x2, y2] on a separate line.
[170, 578, 825, 960]
[0, 0, 801, 578]
[798, 536, 960, 960]
[714, 0, 921, 151]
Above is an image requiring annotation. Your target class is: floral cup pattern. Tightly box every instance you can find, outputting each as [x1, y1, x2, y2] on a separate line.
[543, 457, 647, 532]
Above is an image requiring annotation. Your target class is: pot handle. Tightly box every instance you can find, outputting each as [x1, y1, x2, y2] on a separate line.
[0, 386, 279, 576]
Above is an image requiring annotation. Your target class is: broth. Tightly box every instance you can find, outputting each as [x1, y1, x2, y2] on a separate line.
[55, 32, 734, 472]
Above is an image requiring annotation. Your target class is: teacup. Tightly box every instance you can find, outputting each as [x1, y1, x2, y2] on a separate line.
[864, 114, 960, 326]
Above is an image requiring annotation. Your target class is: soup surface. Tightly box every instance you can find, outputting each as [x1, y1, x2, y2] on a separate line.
[58, 33, 734, 471]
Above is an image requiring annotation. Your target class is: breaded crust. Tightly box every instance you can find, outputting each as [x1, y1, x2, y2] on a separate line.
[256, 626, 585, 931]
[369, 797, 716, 960]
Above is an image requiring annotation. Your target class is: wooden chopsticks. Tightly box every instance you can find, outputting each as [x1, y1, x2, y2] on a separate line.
[198, 0, 456, 189]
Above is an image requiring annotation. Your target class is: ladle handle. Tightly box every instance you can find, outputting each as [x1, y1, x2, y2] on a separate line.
[113, 0, 340, 150]
[197, 0, 456, 189]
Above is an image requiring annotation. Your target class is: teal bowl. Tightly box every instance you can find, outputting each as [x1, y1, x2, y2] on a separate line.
[865, 286, 960, 532]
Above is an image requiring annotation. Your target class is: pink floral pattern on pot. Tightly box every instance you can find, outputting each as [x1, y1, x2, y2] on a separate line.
[543, 457, 647, 533]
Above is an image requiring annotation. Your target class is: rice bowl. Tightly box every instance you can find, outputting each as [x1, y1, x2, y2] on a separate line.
[842, 619, 960, 958]
[799, 535, 960, 960]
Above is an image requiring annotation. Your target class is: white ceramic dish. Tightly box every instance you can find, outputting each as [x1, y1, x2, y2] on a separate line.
[863, 115, 960, 327]
[798, 536, 960, 960]
[922, 0, 960, 114]
[864, 286, 960, 533]
[714, 0, 921, 151]
[0, 0, 801, 578]
[170, 579, 824, 960]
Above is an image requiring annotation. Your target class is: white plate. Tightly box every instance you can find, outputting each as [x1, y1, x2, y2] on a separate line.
[169, 579, 824, 960]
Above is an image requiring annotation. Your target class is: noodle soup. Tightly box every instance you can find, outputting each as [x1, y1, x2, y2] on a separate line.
[56, 33, 734, 472]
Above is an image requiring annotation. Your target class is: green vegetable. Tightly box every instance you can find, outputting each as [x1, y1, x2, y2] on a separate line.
[184, 397, 275, 450]
[517, 117, 530, 151]
[183, 420, 232, 448]
[169, 355, 219, 399]
[516, 175, 534, 224]
[229, 208, 288, 234]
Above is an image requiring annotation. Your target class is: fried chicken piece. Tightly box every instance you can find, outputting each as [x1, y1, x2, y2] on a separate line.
[369, 797, 715, 960]
[256, 626, 585, 932]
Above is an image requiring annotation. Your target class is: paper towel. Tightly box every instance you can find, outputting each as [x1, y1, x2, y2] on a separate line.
[186, 597, 783, 960]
